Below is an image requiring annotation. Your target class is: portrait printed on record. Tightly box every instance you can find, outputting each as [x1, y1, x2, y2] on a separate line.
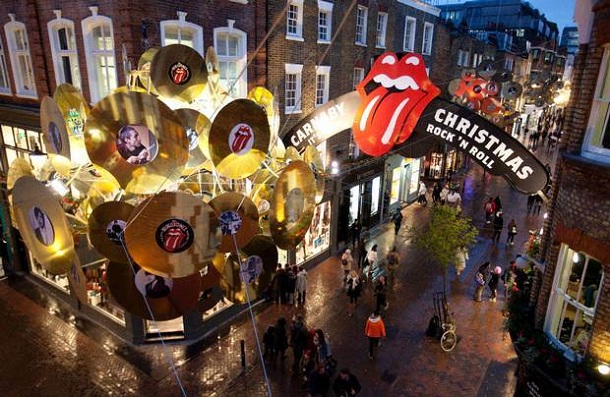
[135, 267, 173, 299]
[116, 125, 158, 165]
[29, 206, 55, 246]
[49, 122, 63, 153]
[105, 219, 127, 245]
[219, 210, 243, 236]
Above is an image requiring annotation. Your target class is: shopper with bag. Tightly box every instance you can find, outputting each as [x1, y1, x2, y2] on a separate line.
[473, 262, 490, 302]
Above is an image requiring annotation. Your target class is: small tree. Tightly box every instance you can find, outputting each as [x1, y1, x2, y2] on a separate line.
[409, 205, 478, 292]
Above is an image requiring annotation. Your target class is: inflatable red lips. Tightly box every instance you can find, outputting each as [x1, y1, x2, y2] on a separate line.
[353, 52, 440, 156]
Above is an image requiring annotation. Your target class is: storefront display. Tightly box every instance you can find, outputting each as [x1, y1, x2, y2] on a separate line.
[83, 261, 125, 323]
[296, 201, 331, 265]
[370, 177, 380, 216]
[390, 167, 401, 205]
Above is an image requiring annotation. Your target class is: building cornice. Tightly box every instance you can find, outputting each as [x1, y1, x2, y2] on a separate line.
[397, 0, 441, 17]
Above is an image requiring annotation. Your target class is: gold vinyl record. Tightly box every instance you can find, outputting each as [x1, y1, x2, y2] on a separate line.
[220, 253, 256, 304]
[175, 108, 211, 172]
[209, 192, 259, 253]
[150, 44, 207, 103]
[269, 160, 316, 250]
[284, 146, 301, 162]
[53, 83, 89, 137]
[209, 99, 271, 179]
[11, 176, 75, 274]
[84, 91, 189, 194]
[66, 257, 88, 305]
[137, 47, 159, 95]
[88, 201, 135, 264]
[178, 169, 216, 199]
[501, 81, 523, 100]
[39, 154, 72, 179]
[106, 261, 201, 321]
[241, 235, 278, 295]
[7, 158, 33, 190]
[41, 96, 71, 158]
[303, 145, 326, 204]
[124, 191, 220, 278]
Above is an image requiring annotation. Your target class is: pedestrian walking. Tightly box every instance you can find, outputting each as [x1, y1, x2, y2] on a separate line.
[274, 316, 289, 361]
[263, 325, 276, 362]
[386, 246, 399, 269]
[506, 218, 517, 245]
[346, 270, 362, 316]
[364, 244, 378, 281]
[455, 245, 469, 276]
[392, 209, 403, 235]
[483, 197, 496, 224]
[492, 211, 504, 243]
[373, 275, 388, 313]
[290, 314, 309, 372]
[418, 181, 428, 205]
[432, 182, 442, 204]
[446, 184, 462, 212]
[296, 266, 308, 306]
[307, 363, 330, 397]
[341, 249, 354, 285]
[364, 310, 386, 359]
[351, 219, 361, 248]
[440, 184, 449, 205]
[357, 238, 367, 269]
[332, 368, 362, 397]
[287, 264, 297, 305]
[502, 260, 519, 300]
[474, 262, 490, 302]
[488, 266, 502, 302]
[493, 196, 503, 212]
[313, 329, 333, 370]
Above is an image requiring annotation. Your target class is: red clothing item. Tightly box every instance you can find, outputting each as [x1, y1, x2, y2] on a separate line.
[365, 315, 386, 338]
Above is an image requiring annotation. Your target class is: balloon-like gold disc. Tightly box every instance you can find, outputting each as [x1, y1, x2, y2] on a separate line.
[7, 158, 33, 190]
[241, 235, 278, 295]
[88, 201, 135, 264]
[303, 145, 326, 204]
[41, 96, 71, 158]
[84, 91, 189, 194]
[150, 44, 208, 102]
[124, 191, 220, 278]
[209, 192, 259, 253]
[53, 83, 89, 137]
[269, 160, 316, 250]
[175, 108, 211, 172]
[209, 99, 270, 179]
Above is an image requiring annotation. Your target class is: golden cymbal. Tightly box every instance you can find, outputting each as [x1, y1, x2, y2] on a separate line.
[269, 160, 316, 250]
[7, 158, 33, 190]
[88, 201, 135, 264]
[303, 145, 326, 204]
[175, 108, 211, 172]
[106, 261, 201, 320]
[11, 176, 75, 274]
[124, 191, 220, 278]
[209, 192, 259, 253]
[209, 99, 270, 179]
[41, 96, 71, 158]
[150, 44, 208, 103]
[84, 90, 189, 194]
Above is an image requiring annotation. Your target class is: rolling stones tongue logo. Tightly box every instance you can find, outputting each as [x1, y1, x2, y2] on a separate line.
[155, 218, 193, 253]
[169, 62, 191, 85]
[353, 53, 440, 156]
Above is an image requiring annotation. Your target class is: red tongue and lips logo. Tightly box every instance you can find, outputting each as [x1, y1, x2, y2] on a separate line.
[353, 53, 440, 156]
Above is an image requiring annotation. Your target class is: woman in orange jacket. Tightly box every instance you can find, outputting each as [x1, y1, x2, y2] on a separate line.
[364, 310, 386, 359]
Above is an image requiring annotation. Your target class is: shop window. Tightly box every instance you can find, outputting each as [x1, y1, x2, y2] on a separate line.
[376, 12, 387, 48]
[286, 0, 303, 40]
[545, 245, 603, 357]
[82, 9, 117, 103]
[422, 22, 434, 55]
[214, 25, 247, 98]
[4, 16, 36, 98]
[284, 63, 302, 114]
[353, 67, 364, 89]
[48, 15, 81, 90]
[318, 1, 333, 44]
[160, 12, 204, 55]
[403, 16, 416, 52]
[0, 35, 10, 94]
[296, 201, 331, 264]
[315, 65, 330, 107]
[83, 260, 125, 324]
[370, 176, 380, 215]
[583, 47, 610, 160]
[355, 5, 368, 45]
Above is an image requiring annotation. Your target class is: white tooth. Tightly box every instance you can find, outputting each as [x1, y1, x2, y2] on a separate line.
[381, 98, 410, 145]
[360, 95, 380, 132]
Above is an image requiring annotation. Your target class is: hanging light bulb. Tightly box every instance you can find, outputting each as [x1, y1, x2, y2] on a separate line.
[572, 252, 580, 263]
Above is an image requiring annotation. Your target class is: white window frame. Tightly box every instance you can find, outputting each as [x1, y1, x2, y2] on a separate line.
[160, 12, 204, 56]
[353, 67, 364, 90]
[47, 16, 81, 90]
[462, 50, 470, 67]
[4, 17, 36, 98]
[355, 6, 368, 46]
[0, 34, 11, 95]
[545, 244, 603, 358]
[82, 11, 117, 103]
[315, 65, 330, 107]
[422, 22, 434, 55]
[376, 12, 388, 49]
[214, 25, 248, 98]
[286, 0, 304, 41]
[583, 46, 610, 161]
[318, 1, 333, 44]
[284, 63, 303, 114]
[403, 17, 416, 52]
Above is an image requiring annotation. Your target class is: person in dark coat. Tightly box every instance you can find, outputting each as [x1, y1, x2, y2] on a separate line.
[474, 262, 490, 302]
[274, 316, 289, 361]
[373, 276, 388, 313]
[333, 368, 362, 396]
[392, 209, 403, 235]
[351, 219, 361, 248]
[308, 363, 331, 396]
[492, 211, 504, 243]
[290, 314, 308, 372]
[358, 238, 367, 269]
[488, 266, 501, 302]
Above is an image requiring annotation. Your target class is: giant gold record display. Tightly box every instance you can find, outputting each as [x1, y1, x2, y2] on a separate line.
[11, 176, 75, 274]
[53, 83, 89, 137]
[241, 235, 278, 295]
[150, 44, 208, 103]
[209, 99, 271, 179]
[41, 96, 71, 158]
[303, 145, 326, 204]
[209, 192, 259, 252]
[83, 91, 189, 194]
[124, 191, 220, 278]
[88, 201, 135, 264]
[269, 160, 316, 250]
[175, 108, 211, 172]
[106, 261, 201, 321]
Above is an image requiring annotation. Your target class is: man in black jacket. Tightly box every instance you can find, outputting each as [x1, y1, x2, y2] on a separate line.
[333, 368, 362, 396]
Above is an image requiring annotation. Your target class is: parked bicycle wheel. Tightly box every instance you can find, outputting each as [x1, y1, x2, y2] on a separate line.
[440, 330, 457, 352]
